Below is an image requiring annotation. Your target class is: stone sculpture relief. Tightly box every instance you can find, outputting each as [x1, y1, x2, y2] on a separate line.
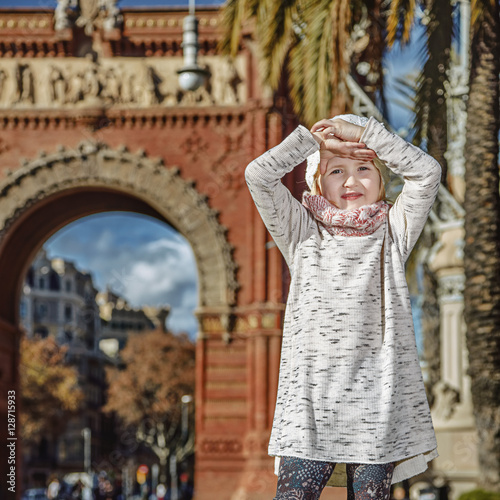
[54, 0, 76, 31]
[54, 0, 123, 34]
[15, 64, 35, 105]
[0, 57, 245, 109]
[49, 66, 67, 105]
[0, 69, 7, 101]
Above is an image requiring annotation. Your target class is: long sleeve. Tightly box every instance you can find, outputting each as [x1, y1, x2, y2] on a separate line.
[361, 118, 442, 261]
[245, 125, 320, 269]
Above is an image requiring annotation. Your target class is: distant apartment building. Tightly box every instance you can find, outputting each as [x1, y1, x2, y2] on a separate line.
[97, 287, 169, 358]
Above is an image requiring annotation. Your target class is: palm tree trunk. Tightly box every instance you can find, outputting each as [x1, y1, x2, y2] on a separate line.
[463, 0, 500, 489]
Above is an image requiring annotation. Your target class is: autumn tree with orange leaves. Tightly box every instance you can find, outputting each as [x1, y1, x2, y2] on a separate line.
[103, 328, 195, 482]
[20, 335, 84, 443]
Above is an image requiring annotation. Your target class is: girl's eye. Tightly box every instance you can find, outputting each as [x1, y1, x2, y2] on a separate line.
[359, 166, 369, 171]
[331, 169, 342, 174]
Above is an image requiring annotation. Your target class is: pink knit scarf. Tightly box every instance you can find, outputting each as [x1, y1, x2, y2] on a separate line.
[302, 193, 390, 237]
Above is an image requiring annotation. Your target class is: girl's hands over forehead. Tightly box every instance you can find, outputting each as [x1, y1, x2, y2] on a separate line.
[311, 118, 376, 175]
[312, 118, 364, 142]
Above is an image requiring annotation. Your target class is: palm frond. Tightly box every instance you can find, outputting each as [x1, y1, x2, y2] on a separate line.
[300, 0, 337, 125]
[469, 0, 486, 32]
[257, 0, 300, 88]
[386, 0, 417, 46]
[288, 37, 307, 119]
[219, 0, 259, 56]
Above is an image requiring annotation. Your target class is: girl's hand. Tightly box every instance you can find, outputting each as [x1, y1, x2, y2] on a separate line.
[312, 119, 376, 175]
[311, 118, 364, 142]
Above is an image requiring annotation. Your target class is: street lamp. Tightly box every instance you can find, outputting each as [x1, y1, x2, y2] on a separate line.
[181, 394, 193, 443]
[177, 0, 210, 91]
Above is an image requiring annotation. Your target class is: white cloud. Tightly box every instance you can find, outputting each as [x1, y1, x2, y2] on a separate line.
[117, 238, 198, 307]
[45, 213, 199, 336]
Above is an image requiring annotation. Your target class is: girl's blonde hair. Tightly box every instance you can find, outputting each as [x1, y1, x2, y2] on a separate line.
[310, 158, 387, 202]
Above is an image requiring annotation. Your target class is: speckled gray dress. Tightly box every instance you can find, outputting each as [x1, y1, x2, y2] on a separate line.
[245, 118, 441, 487]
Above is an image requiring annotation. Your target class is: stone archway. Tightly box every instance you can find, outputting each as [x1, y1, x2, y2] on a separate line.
[0, 139, 238, 323]
[0, 141, 239, 498]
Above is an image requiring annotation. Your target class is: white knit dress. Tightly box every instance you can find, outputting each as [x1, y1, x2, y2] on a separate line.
[245, 118, 441, 486]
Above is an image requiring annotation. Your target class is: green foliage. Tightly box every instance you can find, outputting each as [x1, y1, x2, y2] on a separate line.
[458, 489, 500, 500]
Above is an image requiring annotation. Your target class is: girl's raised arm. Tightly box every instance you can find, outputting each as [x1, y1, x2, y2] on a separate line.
[361, 118, 442, 261]
[245, 125, 319, 269]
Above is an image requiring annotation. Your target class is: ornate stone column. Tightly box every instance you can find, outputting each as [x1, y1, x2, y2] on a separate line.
[429, 234, 479, 495]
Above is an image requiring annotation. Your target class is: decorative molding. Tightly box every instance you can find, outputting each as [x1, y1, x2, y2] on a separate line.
[199, 437, 243, 455]
[437, 274, 465, 304]
[211, 131, 246, 191]
[243, 433, 269, 455]
[0, 10, 224, 58]
[0, 107, 247, 131]
[0, 141, 239, 308]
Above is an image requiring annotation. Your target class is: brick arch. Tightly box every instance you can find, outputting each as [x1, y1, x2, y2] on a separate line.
[0, 140, 238, 327]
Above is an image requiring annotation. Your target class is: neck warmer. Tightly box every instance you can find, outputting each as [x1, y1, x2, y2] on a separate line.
[302, 193, 390, 237]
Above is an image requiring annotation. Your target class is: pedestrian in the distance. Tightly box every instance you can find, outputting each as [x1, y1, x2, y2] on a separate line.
[245, 114, 440, 499]
[47, 477, 61, 500]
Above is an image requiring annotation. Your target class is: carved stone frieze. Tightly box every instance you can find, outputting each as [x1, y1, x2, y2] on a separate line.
[0, 56, 246, 110]
[0, 142, 238, 308]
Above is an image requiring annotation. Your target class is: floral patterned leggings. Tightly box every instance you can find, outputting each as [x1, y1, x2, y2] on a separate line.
[274, 456, 395, 500]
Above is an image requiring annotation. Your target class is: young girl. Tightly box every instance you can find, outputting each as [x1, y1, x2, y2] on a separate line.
[245, 115, 441, 500]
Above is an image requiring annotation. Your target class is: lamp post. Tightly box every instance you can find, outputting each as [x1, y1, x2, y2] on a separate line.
[181, 394, 193, 443]
[82, 427, 91, 475]
[177, 0, 210, 91]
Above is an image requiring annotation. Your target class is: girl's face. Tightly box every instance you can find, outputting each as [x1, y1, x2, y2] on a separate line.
[319, 157, 382, 210]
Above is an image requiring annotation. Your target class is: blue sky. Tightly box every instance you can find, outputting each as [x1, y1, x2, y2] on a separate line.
[44, 213, 199, 337]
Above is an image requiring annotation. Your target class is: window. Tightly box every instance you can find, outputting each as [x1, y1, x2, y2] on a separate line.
[49, 272, 60, 291]
[19, 301, 27, 319]
[48, 301, 58, 321]
[38, 303, 48, 318]
[65, 280, 72, 292]
[65, 304, 72, 321]
[34, 326, 49, 338]
[38, 277, 45, 290]
[26, 267, 34, 287]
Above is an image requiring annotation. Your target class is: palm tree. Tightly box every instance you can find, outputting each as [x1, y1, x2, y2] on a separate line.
[220, 0, 388, 127]
[462, 0, 500, 490]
